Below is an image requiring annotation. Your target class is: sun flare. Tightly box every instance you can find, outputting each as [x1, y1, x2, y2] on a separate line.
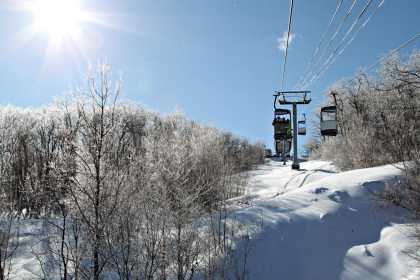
[12, 0, 118, 64]
[28, 0, 85, 42]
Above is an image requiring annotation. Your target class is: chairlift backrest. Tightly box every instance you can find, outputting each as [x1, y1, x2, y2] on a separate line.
[320, 106, 336, 121]
[274, 108, 291, 117]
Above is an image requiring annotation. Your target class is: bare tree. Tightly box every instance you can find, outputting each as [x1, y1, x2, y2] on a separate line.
[69, 64, 132, 279]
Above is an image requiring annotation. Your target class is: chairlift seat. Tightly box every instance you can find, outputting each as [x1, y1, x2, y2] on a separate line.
[320, 120, 337, 136]
[298, 127, 306, 135]
[275, 140, 292, 155]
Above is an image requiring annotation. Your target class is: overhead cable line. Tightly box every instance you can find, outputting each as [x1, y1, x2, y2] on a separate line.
[345, 0, 384, 47]
[280, 0, 295, 91]
[306, 0, 385, 86]
[294, 0, 344, 89]
[302, 0, 378, 89]
[297, 0, 358, 89]
[367, 32, 420, 71]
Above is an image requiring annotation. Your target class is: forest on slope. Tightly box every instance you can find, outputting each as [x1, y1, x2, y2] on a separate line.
[308, 51, 420, 210]
[0, 65, 265, 280]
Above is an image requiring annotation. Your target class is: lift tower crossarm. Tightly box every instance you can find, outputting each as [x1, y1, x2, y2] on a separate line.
[274, 90, 311, 105]
[274, 90, 311, 94]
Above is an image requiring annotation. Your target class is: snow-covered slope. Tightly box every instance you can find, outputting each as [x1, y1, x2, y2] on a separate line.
[231, 160, 417, 280]
[10, 160, 419, 279]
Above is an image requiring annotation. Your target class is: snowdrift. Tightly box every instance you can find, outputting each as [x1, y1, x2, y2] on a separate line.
[231, 160, 416, 280]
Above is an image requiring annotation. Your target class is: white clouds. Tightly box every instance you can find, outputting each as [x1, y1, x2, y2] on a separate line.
[277, 31, 296, 52]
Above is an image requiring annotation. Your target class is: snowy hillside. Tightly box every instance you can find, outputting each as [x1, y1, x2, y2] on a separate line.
[229, 160, 417, 280]
[10, 160, 419, 279]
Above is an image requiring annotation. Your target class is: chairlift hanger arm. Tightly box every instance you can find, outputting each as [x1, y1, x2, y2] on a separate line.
[331, 91, 338, 107]
[273, 95, 278, 110]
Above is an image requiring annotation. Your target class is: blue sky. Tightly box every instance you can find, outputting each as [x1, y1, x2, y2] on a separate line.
[0, 0, 419, 151]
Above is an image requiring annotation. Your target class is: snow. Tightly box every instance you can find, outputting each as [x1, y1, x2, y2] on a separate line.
[9, 160, 419, 279]
[229, 160, 417, 280]
[10, 220, 44, 279]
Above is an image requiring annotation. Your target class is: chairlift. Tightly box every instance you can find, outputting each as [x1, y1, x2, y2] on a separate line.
[272, 108, 292, 141]
[320, 106, 338, 136]
[272, 95, 293, 157]
[298, 113, 306, 135]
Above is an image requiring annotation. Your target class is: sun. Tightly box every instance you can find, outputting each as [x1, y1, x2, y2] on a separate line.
[12, 0, 118, 64]
[28, 0, 86, 42]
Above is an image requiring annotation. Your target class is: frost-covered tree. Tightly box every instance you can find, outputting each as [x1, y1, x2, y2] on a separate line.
[0, 63, 265, 280]
[313, 50, 420, 170]
[68, 65, 134, 279]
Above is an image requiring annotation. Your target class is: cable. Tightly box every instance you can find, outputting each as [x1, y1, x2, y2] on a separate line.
[346, 0, 383, 46]
[306, 0, 385, 86]
[297, 0, 358, 89]
[280, 0, 295, 91]
[294, 0, 344, 89]
[302, 0, 372, 88]
[302, 0, 378, 89]
[367, 32, 420, 71]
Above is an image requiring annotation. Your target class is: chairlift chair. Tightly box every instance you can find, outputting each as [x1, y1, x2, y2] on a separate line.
[273, 108, 292, 140]
[272, 108, 292, 156]
[298, 113, 306, 135]
[272, 94, 293, 156]
[320, 106, 338, 136]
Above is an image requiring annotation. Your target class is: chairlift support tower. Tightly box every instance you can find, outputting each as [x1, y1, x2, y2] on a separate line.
[274, 90, 311, 170]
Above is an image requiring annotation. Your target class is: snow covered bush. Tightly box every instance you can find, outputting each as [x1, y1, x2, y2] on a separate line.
[0, 64, 264, 279]
[311, 50, 420, 267]
[312, 50, 420, 172]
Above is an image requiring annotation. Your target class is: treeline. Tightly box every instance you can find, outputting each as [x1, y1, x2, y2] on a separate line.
[310, 51, 420, 212]
[0, 65, 264, 279]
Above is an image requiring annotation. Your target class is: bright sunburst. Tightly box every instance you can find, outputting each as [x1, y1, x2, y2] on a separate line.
[27, 0, 86, 43]
[8, 0, 120, 67]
